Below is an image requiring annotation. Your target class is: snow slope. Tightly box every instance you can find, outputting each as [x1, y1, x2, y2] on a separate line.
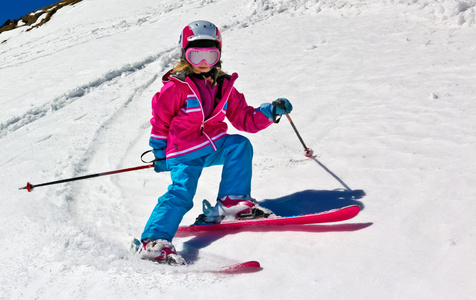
[1, 0, 475, 299]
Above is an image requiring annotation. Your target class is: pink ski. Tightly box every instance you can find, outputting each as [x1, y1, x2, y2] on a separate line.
[176, 205, 360, 237]
[174, 260, 262, 274]
[214, 261, 262, 274]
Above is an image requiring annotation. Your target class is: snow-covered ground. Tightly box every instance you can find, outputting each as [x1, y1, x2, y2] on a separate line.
[1, 0, 475, 299]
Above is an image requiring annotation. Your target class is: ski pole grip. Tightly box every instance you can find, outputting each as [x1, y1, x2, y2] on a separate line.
[271, 99, 286, 123]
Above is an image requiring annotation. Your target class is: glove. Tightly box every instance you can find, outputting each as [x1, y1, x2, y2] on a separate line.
[273, 98, 293, 115]
[153, 159, 168, 173]
[259, 98, 293, 122]
[149, 138, 169, 173]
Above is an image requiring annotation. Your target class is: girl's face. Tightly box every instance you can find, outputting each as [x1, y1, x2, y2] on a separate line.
[191, 61, 212, 74]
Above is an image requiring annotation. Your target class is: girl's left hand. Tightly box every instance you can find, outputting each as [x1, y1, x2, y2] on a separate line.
[258, 98, 293, 120]
[273, 98, 293, 115]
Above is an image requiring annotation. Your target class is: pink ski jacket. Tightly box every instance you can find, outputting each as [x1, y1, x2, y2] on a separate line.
[150, 70, 272, 162]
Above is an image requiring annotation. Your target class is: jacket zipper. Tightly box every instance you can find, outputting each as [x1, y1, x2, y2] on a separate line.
[200, 81, 234, 151]
[185, 80, 218, 151]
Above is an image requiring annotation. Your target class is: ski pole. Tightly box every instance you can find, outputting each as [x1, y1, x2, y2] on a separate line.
[283, 112, 352, 190]
[273, 100, 355, 191]
[284, 114, 314, 158]
[19, 164, 154, 192]
[284, 113, 353, 190]
[272, 99, 314, 158]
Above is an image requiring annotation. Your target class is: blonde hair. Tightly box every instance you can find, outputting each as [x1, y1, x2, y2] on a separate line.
[172, 58, 193, 74]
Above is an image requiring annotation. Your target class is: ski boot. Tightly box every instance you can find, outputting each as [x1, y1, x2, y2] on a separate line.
[133, 238, 186, 265]
[194, 195, 275, 225]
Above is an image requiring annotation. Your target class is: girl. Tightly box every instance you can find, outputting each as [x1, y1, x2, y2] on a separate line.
[138, 20, 293, 265]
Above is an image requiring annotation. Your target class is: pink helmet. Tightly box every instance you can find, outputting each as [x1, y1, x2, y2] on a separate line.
[180, 20, 222, 51]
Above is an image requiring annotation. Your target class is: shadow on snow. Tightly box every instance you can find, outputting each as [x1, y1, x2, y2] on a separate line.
[180, 189, 369, 264]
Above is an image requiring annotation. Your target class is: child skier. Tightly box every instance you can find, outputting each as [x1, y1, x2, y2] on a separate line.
[138, 20, 293, 265]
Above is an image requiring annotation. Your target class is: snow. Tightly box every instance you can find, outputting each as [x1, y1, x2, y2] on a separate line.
[1, 0, 475, 299]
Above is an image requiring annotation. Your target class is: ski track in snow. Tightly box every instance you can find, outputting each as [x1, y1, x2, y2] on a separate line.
[0, 51, 173, 138]
[1, 0, 476, 299]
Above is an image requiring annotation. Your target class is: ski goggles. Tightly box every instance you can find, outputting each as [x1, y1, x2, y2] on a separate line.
[185, 47, 220, 66]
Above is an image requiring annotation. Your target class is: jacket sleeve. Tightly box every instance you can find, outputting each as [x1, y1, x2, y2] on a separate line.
[149, 82, 183, 158]
[225, 87, 273, 133]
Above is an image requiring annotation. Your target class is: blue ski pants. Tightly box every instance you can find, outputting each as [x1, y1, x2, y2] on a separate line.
[141, 134, 253, 242]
